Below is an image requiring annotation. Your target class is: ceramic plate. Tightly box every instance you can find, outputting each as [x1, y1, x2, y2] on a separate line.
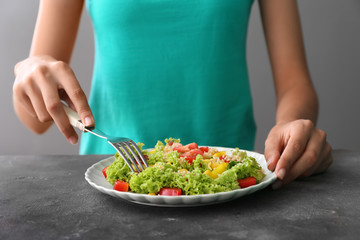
[85, 147, 277, 207]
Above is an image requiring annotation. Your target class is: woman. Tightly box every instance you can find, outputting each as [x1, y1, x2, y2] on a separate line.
[13, 0, 332, 189]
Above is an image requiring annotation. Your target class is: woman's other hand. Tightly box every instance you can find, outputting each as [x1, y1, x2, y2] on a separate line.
[264, 119, 333, 189]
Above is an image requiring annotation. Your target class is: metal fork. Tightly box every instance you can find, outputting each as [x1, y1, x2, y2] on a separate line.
[62, 103, 148, 172]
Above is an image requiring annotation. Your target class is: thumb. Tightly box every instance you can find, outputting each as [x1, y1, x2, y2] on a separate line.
[264, 130, 282, 172]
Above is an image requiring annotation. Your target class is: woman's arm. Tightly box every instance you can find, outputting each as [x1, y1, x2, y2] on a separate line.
[259, 0, 317, 123]
[13, 0, 94, 144]
[259, 0, 333, 188]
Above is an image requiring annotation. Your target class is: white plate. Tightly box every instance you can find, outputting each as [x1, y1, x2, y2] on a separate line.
[84, 147, 277, 207]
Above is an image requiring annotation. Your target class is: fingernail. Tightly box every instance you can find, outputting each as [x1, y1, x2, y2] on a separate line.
[277, 168, 286, 180]
[68, 136, 78, 145]
[84, 117, 93, 126]
[266, 156, 274, 166]
[272, 180, 282, 190]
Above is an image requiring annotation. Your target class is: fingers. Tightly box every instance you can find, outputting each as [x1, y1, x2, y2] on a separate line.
[25, 66, 53, 122]
[280, 129, 327, 185]
[13, 78, 37, 118]
[36, 68, 79, 144]
[265, 120, 313, 177]
[312, 143, 333, 174]
[53, 61, 94, 127]
[298, 139, 332, 178]
[273, 122, 313, 180]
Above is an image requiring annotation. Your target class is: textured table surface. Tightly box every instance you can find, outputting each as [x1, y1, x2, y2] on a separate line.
[1, 150, 359, 240]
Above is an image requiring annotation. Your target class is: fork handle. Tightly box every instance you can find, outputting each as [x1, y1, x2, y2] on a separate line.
[62, 103, 86, 132]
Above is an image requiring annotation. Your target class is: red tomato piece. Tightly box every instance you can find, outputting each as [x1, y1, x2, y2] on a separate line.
[159, 188, 182, 196]
[180, 149, 204, 164]
[102, 166, 109, 178]
[168, 140, 173, 146]
[174, 142, 199, 153]
[173, 144, 188, 153]
[113, 180, 129, 192]
[199, 146, 209, 152]
[237, 177, 257, 188]
[187, 142, 199, 150]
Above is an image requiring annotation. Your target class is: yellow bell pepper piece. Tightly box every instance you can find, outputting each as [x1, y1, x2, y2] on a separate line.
[204, 162, 228, 179]
[204, 170, 211, 175]
[204, 170, 216, 179]
[210, 162, 219, 169]
[213, 151, 226, 158]
[148, 192, 156, 196]
[212, 162, 228, 178]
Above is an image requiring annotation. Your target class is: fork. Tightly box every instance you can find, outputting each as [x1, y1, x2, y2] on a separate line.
[62, 103, 148, 172]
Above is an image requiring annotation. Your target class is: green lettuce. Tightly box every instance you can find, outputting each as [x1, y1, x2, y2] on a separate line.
[129, 163, 178, 194]
[106, 139, 266, 194]
[106, 152, 133, 185]
[230, 156, 266, 182]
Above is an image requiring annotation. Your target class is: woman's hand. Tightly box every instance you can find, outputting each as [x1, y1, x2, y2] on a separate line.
[13, 55, 94, 144]
[264, 119, 333, 189]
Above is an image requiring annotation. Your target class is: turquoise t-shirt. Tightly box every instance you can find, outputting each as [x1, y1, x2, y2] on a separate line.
[80, 0, 256, 154]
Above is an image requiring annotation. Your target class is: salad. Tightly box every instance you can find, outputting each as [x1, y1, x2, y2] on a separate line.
[103, 138, 266, 196]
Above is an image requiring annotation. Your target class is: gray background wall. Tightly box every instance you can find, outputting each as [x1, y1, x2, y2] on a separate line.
[1, 0, 359, 155]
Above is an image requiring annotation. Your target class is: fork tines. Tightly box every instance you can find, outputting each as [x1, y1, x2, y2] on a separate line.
[113, 140, 148, 173]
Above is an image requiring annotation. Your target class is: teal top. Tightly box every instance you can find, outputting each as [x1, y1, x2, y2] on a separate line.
[80, 0, 256, 154]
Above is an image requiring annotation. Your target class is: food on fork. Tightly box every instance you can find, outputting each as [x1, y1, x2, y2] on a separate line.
[103, 138, 266, 196]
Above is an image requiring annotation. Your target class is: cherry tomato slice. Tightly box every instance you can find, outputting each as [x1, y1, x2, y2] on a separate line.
[199, 146, 209, 152]
[158, 188, 182, 196]
[102, 166, 109, 178]
[113, 180, 129, 192]
[180, 149, 204, 164]
[174, 142, 199, 153]
[237, 177, 257, 188]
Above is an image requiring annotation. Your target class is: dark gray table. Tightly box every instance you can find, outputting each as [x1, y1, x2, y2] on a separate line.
[1, 150, 359, 240]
